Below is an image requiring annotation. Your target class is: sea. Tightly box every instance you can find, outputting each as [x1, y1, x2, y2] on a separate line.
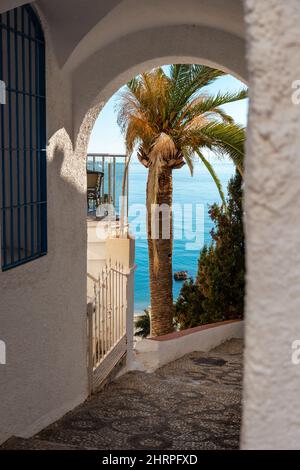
[127, 159, 235, 314]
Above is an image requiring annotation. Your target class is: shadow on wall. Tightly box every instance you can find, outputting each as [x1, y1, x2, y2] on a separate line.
[0, 127, 91, 445]
[48, 129, 87, 272]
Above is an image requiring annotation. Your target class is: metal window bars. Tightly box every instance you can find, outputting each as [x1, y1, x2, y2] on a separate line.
[0, 5, 47, 271]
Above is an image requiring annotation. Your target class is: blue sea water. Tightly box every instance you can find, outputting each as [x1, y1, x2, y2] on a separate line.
[128, 160, 235, 313]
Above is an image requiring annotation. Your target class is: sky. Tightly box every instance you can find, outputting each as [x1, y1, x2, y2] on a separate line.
[88, 70, 248, 155]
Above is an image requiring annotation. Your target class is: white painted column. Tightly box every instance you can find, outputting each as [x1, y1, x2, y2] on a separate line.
[243, 0, 300, 449]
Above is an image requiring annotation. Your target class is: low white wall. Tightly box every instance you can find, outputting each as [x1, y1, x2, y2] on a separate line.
[133, 321, 244, 372]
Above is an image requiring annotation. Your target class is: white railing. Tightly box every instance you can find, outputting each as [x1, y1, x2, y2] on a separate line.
[87, 261, 133, 392]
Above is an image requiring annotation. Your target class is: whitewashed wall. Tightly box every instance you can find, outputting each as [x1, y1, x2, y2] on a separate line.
[6, 0, 300, 450]
[134, 321, 244, 373]
[0, 0, 247, 444]
[0, 5, 88, 443]
[242, 0, 300, 450]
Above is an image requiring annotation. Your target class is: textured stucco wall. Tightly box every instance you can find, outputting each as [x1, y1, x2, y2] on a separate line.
[0, 6, 88, 443]
[0, 0, 31, 14]
[0, 0, 249, 444]
[64, 0, 244, 72]
[242, 0, 300, 450]
[72, 24, 246, 139]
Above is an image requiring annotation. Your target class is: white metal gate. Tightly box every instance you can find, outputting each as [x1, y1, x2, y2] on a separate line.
[87, 262, 129, 393]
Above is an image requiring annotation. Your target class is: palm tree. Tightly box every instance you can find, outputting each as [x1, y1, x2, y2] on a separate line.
[117, 64, 247, 336]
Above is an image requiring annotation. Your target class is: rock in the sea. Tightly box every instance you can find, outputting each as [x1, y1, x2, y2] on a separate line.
[174, 271, 188, 281]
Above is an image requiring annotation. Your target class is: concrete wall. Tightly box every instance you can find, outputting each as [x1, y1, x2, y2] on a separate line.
[242, 0, 300, 450]
[0, 4, 88, 443]
[134, 321, 244, 373]
[4, 0, 300, 450]
[87, 219, 107, 300]
[0, 0, 247, 444]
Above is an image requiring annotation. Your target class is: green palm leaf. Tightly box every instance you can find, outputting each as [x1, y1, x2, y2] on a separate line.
[168, 65, 226, 115]
[181, 89, 248, 126]
[185, 122, 245, 174]
[195, 149, 227, 208]
[181, 147, 195, 176]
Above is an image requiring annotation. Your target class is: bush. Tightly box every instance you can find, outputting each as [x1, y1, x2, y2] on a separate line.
[173, 278, 205, 329]
[134, 309, 151, 338]
[174, 171, 245, 329]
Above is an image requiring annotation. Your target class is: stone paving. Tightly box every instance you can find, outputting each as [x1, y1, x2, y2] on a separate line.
[2, 339, 243, 450]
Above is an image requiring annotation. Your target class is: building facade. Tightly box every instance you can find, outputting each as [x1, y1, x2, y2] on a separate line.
[0, 0, 299, 449]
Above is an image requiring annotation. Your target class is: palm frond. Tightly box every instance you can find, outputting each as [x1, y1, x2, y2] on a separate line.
[185, 122, 245, 173]
[170, 64, 225, 94]
[127, 76, 140, 95]
[203, 123, 245, 174]
[115, 65, 246, 202]
[206, 108, 234, 124]
[181, 147, 195, 176]
[168, 65, 226, 116]
[124, 116, 154, 155]
[201, 89, 248, 109]
[195, 149, 227, 208]
[151, 132, 177, 161]
[179, 89, 247, 127]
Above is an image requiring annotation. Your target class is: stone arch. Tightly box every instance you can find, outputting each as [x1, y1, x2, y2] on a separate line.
[68, 5, 249, 448]
[73, 23, 247, 152]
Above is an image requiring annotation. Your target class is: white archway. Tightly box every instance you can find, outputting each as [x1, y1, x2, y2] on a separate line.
[72, 23, 248, 449]
[72, 24, 247, 144]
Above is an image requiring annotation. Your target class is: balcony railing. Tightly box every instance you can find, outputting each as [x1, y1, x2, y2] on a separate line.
[87, 153, 129, 216]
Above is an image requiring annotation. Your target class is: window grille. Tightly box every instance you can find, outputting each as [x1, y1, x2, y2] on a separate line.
[0, 4, 47, 271]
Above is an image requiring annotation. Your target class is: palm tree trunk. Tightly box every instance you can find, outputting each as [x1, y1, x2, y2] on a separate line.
[147, 166, 173, 336]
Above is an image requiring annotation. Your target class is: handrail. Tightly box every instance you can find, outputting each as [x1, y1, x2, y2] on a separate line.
[87, 272, 98, 283]
[87, 262, 135, 290]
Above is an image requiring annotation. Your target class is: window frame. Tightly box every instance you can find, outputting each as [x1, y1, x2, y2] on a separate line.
[0, 4, 47, 271]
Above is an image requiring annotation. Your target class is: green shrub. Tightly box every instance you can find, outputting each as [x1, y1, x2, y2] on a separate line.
[135, 309, 151, 338]
[174, 171, 245, 329]
[173, 278, 205, 329]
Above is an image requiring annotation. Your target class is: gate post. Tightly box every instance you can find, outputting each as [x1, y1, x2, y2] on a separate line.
[87, 302, 94, 395]
[126, 263, 135, 367]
